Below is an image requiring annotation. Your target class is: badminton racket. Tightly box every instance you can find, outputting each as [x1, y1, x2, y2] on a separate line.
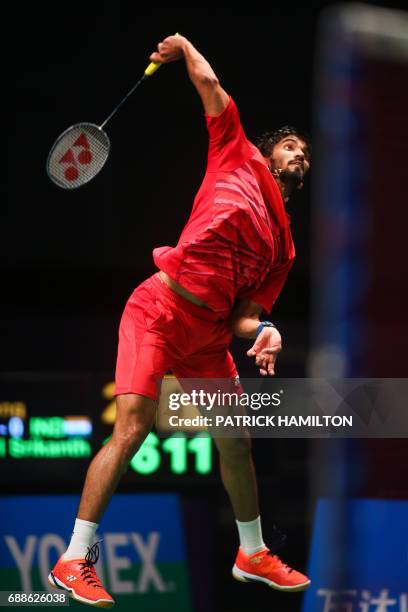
[46, 39, 176, 189]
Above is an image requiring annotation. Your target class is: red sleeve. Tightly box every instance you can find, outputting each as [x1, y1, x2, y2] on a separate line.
[245, 261, 294, 314]
[205, 97, 253, 172]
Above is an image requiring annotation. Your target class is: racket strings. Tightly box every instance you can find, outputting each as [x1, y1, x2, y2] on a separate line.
[47, 123, 110, 189]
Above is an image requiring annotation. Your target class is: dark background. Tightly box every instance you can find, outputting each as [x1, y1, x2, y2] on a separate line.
[6, 4, 408, 612]
[6, 7, 323, 376]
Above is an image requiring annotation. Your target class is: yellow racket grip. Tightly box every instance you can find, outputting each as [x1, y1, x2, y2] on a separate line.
[144, 33, 180, 77]
[144, 61, 161, 77]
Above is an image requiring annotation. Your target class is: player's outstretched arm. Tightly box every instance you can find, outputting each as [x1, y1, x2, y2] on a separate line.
[149, 34, 230, 116]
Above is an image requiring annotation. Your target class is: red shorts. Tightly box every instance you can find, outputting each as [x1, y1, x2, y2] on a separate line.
[115, 273, 238, 400]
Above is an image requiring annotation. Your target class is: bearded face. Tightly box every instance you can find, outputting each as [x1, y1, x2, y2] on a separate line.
[269, 136, 310, 194]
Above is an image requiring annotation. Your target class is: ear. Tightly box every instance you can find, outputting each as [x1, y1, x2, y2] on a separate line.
[297, 181, 304, 190]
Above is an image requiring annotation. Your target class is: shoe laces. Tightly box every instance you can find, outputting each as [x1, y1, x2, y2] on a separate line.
[265, 550, 294, 574]
[79, 541, 103, 588]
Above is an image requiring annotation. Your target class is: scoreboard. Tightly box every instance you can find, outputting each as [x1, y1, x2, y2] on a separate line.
[0, 373, 215, 490]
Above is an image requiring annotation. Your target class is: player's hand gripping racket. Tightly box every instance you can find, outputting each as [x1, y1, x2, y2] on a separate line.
[46, 38, 177, 189]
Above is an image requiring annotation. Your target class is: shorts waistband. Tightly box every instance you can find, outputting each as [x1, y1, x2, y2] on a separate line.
[150, 273, 223, 322]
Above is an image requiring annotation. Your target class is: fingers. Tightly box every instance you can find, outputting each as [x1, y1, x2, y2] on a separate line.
[255, 352, 277, 365]
[149, 52, 162, 63]
[260, 364, 275, 376]
[255, 353, 277, 377]
[259, 362, 274, 376]
[247, 342, 281, 358]
[150, 36, 183, 64]
[149, 42, 168, 64]
[247, 336, 280, 376]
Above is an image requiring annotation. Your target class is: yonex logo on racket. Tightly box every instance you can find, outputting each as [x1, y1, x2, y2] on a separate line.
[59, 133, 93, 182]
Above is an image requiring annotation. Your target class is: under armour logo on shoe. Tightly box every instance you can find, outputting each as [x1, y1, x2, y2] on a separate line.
[250, 555, 263, 564]
[65, 575, 77, 582]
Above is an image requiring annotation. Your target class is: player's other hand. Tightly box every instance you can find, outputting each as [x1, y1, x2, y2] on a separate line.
[247, 327, 282, 376]
[149, 35, 186, 64]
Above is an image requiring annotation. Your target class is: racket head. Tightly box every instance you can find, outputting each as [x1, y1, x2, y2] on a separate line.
[47, 122, 110, 189]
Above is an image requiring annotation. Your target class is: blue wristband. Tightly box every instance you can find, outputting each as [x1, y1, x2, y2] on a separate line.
[256, 321, 275, 337]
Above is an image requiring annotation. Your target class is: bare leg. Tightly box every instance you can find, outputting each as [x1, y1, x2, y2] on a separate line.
[77, 393, 157, 523]
[213, 434, 259, 522]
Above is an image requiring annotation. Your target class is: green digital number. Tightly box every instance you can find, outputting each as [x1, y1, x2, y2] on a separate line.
[162, 434, 187, 474]
[188, 433, 212, 474]
[129, 432, 161, 474]
[161, 433, 213, 474]
[103, 432, 212, 476]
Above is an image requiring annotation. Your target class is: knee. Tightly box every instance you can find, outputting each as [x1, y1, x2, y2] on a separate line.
[112, 393, 156, 456]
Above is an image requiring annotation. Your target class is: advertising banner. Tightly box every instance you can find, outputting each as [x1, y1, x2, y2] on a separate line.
[0, 494, 192, 611]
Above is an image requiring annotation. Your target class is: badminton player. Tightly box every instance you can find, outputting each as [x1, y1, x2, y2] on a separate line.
[49, 34, 311, 607]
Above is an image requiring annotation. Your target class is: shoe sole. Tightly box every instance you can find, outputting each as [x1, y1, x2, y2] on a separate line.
[232, 564, 311, 592]
[48, 572, 114, 608]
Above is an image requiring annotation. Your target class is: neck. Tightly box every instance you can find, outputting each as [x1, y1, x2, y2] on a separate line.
[272, 172, 291, 203]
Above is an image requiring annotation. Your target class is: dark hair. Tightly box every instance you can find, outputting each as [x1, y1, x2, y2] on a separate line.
[255, 126, 311, 161]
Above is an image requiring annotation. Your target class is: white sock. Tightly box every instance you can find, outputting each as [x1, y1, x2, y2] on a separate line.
[236, 516, 266, 555]
[63, 518, 98, 560]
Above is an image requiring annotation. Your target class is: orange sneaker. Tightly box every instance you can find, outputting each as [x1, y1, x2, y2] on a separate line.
[48, 542, 114, 608]
[232, 547, 311, 592]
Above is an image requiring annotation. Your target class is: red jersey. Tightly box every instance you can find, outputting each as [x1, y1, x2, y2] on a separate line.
[153, 97, 295, 319]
